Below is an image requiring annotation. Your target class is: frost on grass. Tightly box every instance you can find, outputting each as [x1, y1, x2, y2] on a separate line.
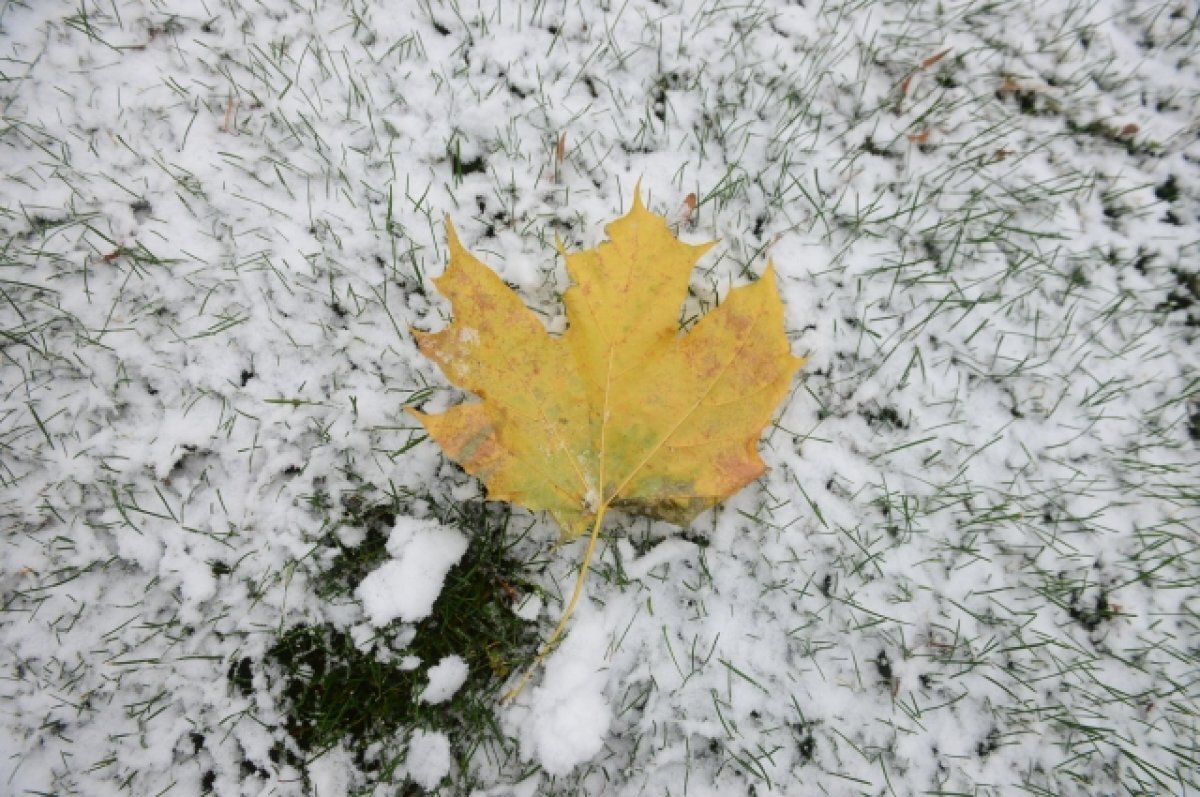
[1, 0, 1198, 794]
[357, 518, 468, 626]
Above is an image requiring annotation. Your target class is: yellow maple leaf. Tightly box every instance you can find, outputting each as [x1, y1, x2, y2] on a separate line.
[409, 188, 804, 697]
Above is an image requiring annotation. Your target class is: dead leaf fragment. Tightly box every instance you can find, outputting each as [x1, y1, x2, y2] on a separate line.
[896, 47, 951, 110]
[998, 76, 1050, 94]
[222, 92, 237, 134]
[554, 131, 567, 181]
[681, 192, 698, 224]
[920, 47, 952, 69]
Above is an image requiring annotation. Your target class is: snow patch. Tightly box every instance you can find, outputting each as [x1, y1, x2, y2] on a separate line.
[419, 655, 469, 704]
[405, 729, 451, 790]
[624, 538, 698, 581]
[514, 608, 612, 775]
[356, 518, 468, 626]
[513, 593, 543, 621]
[307, 745, 355, 797]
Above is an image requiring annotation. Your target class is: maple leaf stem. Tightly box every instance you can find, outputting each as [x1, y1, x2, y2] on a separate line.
[500, 502, 609, 703]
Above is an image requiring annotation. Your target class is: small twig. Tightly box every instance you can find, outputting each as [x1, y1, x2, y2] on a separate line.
[554, 131, 567, 183]
[222, 91, 237, 134]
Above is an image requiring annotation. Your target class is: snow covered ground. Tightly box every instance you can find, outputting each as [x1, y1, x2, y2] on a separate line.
[2, 0, 1198, 794]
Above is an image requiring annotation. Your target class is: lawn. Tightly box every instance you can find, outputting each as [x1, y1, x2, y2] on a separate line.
[1, 0, 1198, 794]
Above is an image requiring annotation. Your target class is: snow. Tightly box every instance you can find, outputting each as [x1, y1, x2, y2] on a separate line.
[357, 518, 469, 626]
[513, 608, 614, 777]
[307, 746, 356, 797]
[513, 594, 543, 622]
[1, 0, 1198, 795]
[405, 729, 452, 790]
[419, 655, 469, 704]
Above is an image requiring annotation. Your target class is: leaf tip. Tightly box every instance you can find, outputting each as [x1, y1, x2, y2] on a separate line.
[409, 326, 427, 351]
[444, 216, 462, 250]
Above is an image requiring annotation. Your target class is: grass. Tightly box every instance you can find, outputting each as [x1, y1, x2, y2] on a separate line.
[253, 491, 538, 791]
[0, 0, 1198, 795]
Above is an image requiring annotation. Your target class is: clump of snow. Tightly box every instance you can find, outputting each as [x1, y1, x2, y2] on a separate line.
[348, 624, 376, 652]
[163, 546, 218, 607]
[405, 729, 451, 790]
[356, 518, 468, 626]
[513, 608, 613, 776]
[419, 655, 469, 704]
[306, 745, 356, 797]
